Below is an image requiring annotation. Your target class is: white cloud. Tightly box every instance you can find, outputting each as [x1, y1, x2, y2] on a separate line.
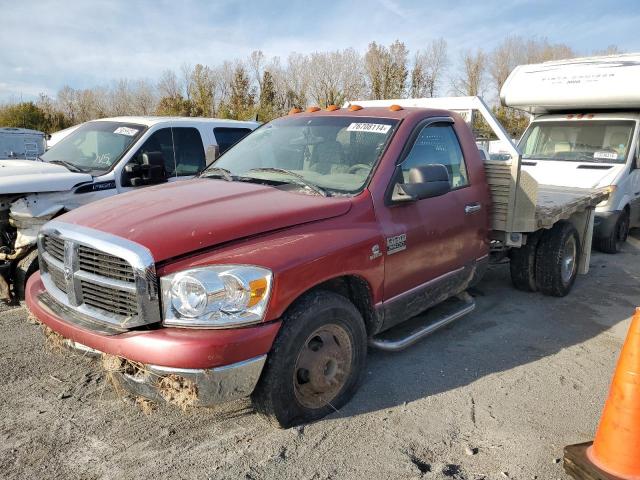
[0, 0, 638, 101]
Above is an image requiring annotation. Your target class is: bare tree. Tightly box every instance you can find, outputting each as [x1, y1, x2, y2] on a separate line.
[454, 49, 487, 96]
[157, 69, 182, 99]
[307, 48, 365, 107]
[410, 38, 448, 97]
[131, 80, 157, 115]
[593, 45, 623, 56]
[248, 50, 266, 91]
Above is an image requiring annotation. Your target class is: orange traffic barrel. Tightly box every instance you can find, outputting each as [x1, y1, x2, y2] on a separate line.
[564, 308, 640, 479]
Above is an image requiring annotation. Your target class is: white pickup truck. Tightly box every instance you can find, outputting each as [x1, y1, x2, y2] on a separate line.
[0, 116, 259, 301]
[501, 53, 640, 253]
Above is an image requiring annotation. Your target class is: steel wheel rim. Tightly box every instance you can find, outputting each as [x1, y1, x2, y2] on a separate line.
[561, 235, 577, 284]
[293, 323, 353, 410]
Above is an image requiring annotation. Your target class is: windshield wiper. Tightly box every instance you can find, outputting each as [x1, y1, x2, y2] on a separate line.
[201, 167, 233, 181]
[48, 160, 88, 173]
[245, 168, 328, 197]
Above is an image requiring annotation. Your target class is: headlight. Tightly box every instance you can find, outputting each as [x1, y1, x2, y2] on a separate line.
[597, 185, 617, 207]
[161, 265, 272, 328]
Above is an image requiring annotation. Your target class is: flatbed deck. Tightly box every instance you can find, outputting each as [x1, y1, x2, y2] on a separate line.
[535, 185, 608, 229]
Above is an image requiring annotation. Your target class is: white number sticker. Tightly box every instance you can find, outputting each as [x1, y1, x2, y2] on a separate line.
[114, 126, 139, 136]
[346, 123, 391, 134]
[594, 151, 618, 160]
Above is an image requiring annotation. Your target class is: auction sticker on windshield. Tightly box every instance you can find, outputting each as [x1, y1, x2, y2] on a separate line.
[347, 123, 391, 134]
[594, 151, 618, 160]
[114, 126, 139, 136]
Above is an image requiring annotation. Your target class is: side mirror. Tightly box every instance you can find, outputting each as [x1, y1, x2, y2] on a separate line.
[391, 164, 451, 203]
[122, 151, 168, 187]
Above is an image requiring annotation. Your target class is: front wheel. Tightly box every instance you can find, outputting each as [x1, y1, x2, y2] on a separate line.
[14, 249, 39, 301]
[251, 291, 367, 428]
[595, 210, 629, 254]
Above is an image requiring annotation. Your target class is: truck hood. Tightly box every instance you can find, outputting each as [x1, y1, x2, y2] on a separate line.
[58, 178, 353, 262]
[522, 160, 622, 189]
[0, 160, 93, 194]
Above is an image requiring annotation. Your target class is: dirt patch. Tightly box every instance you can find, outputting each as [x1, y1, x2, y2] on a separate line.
[158, 374, 198, 410]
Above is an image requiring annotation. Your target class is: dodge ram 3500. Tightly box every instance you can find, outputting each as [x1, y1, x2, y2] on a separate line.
[0, 116, 258, 302]
[26, 99, 606, 428]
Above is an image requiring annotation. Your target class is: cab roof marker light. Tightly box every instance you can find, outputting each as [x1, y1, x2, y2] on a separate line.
[289, 108, 303, 115]
[306, 106, 321, 112]
[389, 104, 403, 111]
[325, 105, 340, 111]
[348, 104, 363, 111]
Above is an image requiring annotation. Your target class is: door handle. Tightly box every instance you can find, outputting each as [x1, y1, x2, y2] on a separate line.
[465, 203, 482, 214]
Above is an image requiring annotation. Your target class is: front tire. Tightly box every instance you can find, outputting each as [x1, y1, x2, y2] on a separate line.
[535, 221, 580, 297]
[595, 210, 629, 254]
[251, 291, 367, 428]
[14, 249, 39, 301]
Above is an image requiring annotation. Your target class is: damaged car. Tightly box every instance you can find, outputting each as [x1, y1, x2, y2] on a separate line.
[0, 116, 258, 302]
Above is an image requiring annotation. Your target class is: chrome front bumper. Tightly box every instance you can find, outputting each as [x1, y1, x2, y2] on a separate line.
[67, 340, 266, 406]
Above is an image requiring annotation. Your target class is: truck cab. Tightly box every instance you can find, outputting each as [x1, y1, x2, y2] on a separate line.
[1, 116, 258, 301]
[501, 53, 640, 252]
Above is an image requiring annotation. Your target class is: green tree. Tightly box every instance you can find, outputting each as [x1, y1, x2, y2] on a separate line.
[155, 94, 192, 116]
[223, 66, 255, 120]
[0, 102, 54, 132]
[364, 40, 408, 99]
[188, 64, 216, 116]
[257, 70, 277, 121]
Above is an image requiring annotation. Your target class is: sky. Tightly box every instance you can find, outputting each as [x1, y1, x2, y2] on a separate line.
[1, 0, 639, 101]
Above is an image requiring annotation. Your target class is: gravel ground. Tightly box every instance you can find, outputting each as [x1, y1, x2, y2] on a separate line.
[1, 233, 639, 480]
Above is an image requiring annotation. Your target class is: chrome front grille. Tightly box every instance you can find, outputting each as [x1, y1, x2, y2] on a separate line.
[37, 221, 160, 330]
[77, 245, 136, 283]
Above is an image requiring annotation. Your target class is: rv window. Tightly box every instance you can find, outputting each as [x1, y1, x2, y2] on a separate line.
[520, 120, 635, 164]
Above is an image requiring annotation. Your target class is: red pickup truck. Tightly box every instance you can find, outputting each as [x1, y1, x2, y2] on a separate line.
[26, 102, 605, 427]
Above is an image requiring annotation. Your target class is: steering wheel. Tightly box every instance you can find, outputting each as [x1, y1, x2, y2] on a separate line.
[348, 163, 371, 174]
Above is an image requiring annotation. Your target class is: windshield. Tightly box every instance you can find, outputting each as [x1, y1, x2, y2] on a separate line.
[205, 116, 399, 195]
[519, 120, 635, 164]
[41, 121, 146, 173]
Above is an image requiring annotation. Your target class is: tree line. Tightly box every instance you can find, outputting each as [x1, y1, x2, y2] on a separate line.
[0, 37, 622, 138]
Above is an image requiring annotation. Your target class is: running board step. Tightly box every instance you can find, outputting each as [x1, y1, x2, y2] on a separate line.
[369, 292, 476, 352]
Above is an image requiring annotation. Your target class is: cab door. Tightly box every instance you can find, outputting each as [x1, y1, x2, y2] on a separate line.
[376, 119, 488, 327]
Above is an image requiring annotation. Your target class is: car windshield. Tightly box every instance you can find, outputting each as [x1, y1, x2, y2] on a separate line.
[41, 121, 145, 173]
[519, 120, 635, 164]
[205, 115, 399, 195]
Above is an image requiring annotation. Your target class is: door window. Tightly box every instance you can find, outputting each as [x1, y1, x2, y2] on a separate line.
[402, 123, 469, 188]
[132, 128, 174, 173]
[173, 127, 206, 175]
[213, 127, 252, 154]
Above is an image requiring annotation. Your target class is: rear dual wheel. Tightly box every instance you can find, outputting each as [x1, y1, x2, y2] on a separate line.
[252, 291, 367, 428]
[510, 221, 580, 297]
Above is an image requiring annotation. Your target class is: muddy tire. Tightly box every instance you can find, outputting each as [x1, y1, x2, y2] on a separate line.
[14, 248, 39, 301]
[509, 231, 542, 292]
[251, 290, 367, 429]
[535, 222, 580, 297]
[595, 210, 629, 254]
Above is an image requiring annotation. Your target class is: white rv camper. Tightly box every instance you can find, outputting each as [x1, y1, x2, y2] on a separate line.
[501, 53, 640, 253]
